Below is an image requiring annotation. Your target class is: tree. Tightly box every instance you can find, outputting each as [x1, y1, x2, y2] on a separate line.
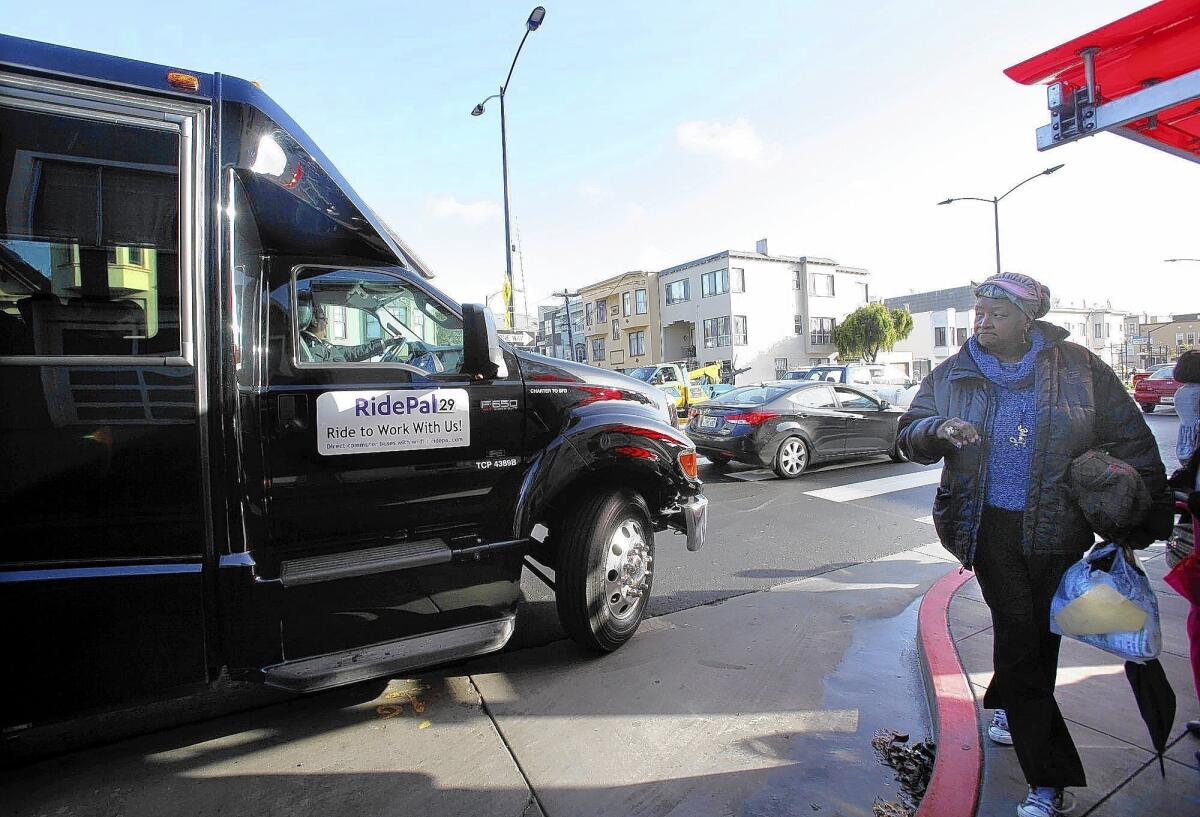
[831, 304, 914, 363]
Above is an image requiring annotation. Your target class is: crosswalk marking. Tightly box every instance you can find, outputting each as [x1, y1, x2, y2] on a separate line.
[719, 456, 912, 482]
[804, 469, 943, 502]
[727, 469, 776, 482]
[915, 515, 934, 525]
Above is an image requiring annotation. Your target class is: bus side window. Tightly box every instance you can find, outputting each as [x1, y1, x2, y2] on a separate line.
[0, 105, 181, 359]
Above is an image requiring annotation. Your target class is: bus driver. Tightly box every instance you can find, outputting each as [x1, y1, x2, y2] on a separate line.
[297, 293, 400, 363]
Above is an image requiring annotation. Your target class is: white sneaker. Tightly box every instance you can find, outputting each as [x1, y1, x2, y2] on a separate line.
[988, 709, 1013, 745]
[1016, 786, 1074, 817]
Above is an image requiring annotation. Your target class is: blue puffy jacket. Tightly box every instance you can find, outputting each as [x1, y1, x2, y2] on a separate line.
[898, 322, 1171, 569]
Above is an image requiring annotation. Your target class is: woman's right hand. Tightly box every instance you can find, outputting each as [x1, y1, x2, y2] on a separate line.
[937, 418, 981, 449]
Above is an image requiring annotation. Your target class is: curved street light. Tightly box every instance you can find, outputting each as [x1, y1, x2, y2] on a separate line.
[471, 6, 547, 330]
[936, 164, 1065, 275]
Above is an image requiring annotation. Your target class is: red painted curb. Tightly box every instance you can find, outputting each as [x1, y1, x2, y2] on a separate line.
[916, 568, 982, 817]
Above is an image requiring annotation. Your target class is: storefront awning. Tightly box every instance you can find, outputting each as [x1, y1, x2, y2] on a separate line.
[1005, 0, 1200, 163]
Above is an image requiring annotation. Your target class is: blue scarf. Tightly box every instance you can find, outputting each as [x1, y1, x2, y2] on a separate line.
[967, 329, 1045, 511]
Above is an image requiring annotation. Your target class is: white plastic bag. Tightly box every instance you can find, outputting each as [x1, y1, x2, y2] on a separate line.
[1050, 542, 1161, 661]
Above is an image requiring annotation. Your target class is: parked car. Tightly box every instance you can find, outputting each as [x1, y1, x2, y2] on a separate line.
[779, 368, 813, 381]
[1134, 366, 1181, 413]
[1131, 363, 1174, 389]
[794, 363, 917, 407]
[687, 382, 907, 478]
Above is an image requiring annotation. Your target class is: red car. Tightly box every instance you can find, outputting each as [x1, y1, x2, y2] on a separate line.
[1134, 367, 1180, 413]
[1131, 363, 1173, 389]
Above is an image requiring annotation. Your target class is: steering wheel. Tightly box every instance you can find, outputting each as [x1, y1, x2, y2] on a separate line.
[381, 339, 445, 373]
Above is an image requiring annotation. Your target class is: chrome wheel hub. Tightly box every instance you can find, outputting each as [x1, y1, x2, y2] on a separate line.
[779, 439, 806, 475]
[604, 518, 652, 621]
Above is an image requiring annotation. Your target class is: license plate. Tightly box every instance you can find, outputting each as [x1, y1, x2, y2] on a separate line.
[1161, 396, 1174, 405]
[699, 416, 719, 429]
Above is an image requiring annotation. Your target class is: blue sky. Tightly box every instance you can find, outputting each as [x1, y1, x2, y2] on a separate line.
[10, 1, 1194, 314]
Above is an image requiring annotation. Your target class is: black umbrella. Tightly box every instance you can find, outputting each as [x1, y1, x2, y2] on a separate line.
[1124, 658, 1176, 776]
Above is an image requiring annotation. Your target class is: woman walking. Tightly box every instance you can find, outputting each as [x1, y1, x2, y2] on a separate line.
[1173, 350, 1200, 470]
[898, 272, 1172, 817]
[1167, 350, 1200, 740]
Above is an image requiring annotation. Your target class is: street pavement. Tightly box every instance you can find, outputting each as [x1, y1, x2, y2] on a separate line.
[1, 411, 1191, 816]
[509, 452, 947, 652]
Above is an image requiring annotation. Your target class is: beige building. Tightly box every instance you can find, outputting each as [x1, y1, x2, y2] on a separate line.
[578, 271, 661, 371]
[1142, 312, 1200, 364]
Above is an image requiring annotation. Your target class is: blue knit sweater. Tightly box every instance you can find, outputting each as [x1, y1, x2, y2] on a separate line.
[967, 330, 1045, 511]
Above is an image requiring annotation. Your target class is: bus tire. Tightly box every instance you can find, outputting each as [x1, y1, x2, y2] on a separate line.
[555, 488, 654, 652]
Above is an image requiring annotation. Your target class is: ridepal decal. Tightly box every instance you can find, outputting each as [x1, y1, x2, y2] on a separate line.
[316, 389, 470, 455]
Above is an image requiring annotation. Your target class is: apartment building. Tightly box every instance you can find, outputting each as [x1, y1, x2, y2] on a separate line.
[1143, 312, 1200, 362]
[883, 286, 976, 379]
[1046, 301, 1131, 372]
[578, 271, 660, 370]
[657, 248, 870, 383]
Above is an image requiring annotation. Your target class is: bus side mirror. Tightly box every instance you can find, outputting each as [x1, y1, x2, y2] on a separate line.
[461, 303, 506, 379]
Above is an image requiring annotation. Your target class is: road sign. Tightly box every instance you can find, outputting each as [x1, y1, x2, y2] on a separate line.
[499, 330, 535, 346]
[1131, 336, 1150, 343]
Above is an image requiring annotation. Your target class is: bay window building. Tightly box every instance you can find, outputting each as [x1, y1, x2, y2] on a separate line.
[578, 270, 660, 370]
[658, 246, 870, 383]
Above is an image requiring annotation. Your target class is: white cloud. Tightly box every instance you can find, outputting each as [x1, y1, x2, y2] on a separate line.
[426, 195, 501, 225]
[676, 118, 766, 162]
[577, 182, 612, 201]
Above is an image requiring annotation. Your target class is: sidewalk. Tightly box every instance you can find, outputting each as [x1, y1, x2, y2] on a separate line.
[10, 541, 1190, 817]
[939, 542, 1200, 816]
[1, 546, 959, 817]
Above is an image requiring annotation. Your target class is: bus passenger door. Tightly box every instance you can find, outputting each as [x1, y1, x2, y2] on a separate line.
[0, 84, 210, 725]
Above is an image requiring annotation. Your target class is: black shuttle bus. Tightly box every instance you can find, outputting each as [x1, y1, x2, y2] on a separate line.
[0, 34, 708, 731]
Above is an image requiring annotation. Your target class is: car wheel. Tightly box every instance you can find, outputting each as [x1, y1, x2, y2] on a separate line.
[772, 436, 809, 479]
[890, 441, 909, 463]
[1141, 403, 1155, 413]
[555, 488, 654, 652]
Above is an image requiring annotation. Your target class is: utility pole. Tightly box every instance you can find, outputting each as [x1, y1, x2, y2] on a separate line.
[552, 290, 579, 361]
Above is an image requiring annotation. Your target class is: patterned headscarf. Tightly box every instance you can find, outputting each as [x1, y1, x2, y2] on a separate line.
[974, 272, 1051, 320]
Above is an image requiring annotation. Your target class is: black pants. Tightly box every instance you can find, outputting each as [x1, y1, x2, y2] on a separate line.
[973, 505, 1087, 789]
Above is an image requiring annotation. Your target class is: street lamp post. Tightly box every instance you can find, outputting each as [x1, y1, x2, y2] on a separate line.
[472, 6, 546, 331]
[937, 164, 1065, 275]
[552, 289, 579, 361]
